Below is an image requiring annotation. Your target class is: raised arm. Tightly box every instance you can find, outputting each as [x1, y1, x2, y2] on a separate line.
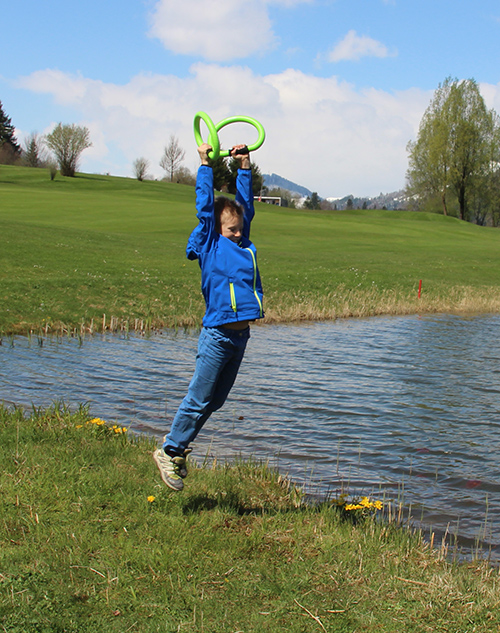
[186, 143, 215, 260]
[230, 145, 254, 238]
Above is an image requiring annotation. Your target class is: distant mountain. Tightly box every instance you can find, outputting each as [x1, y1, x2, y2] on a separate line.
[262, 173, 313, 198]
[263, 172, 408, 210]
[328, 191, 408, 210]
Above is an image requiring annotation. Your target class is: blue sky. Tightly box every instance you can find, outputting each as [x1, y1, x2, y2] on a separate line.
[2, 0, 500, 197]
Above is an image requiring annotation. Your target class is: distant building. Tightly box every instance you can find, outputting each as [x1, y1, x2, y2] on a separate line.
[254, 196, 282, 206]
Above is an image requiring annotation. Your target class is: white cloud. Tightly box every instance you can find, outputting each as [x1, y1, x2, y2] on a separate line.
[148, 0, 276, 61]
[148, 0, 313, 62]
[17, 64, 442, 196]
[328, 30, 395, 62]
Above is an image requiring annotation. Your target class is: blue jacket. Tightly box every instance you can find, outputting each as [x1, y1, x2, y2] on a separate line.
[186, 165, 264, 328]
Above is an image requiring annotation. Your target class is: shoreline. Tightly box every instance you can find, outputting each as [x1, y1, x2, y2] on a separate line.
[3, 284, 500, 337]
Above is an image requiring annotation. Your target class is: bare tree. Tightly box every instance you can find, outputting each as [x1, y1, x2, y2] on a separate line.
[133, 157, 150, 181]
[44, 123, 92, 177]
[159, 135, 186, 181]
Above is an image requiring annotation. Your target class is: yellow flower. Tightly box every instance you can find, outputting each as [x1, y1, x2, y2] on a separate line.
[89, 417, 106, 426]
[147, 496, 156, 503]
[75, 424, 83, 429]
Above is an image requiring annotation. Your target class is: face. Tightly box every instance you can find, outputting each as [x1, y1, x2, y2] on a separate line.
[220, 209, 243, 243]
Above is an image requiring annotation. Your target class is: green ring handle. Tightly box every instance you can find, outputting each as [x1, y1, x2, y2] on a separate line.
[215, 115, 266, 158]
[193, 111, 220, 160]
[193, 112, 265, 160]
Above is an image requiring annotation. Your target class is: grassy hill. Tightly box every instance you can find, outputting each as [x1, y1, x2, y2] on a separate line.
[1, 165, 500, 334]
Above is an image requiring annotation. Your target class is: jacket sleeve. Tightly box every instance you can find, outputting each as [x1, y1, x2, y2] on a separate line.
[186, 165, 215, 260]
[235, 168, 254, 239]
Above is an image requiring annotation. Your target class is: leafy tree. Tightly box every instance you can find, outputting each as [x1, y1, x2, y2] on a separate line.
[133, 157, 150, 181]
[407, 77, 500, 221]
[159, 135, 186, 181]
[44, 123, 92, 177]
[0, 100, 21, 163]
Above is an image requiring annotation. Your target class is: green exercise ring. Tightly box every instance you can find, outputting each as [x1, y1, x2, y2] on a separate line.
[193, 111, 220, 160]
[193, 112, 265, 160]
[215, 115, 266, 158]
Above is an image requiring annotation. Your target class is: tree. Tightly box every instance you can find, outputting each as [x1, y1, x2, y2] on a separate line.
[407, 77, 500, 221]
[44, 123, 92, 177]
[0, 100, 21, 163]
[172, 165, 196, 186]
[226, 157, 263, 196]
[304, 192, 320, 210]
[160, 135, 186, 182]
[23, 132, 46, 167]
[133, 157, 150, 181]
[210, 156, 231, 191]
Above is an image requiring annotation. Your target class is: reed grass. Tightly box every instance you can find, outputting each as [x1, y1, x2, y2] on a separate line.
[2, 404, 500, 632]
[263, 284, 500, 323]
[1, 165, 500, 335]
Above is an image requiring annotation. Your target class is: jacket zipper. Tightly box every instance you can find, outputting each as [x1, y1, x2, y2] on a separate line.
[229, 282, 237, 312]
[244, 247, 263, 317]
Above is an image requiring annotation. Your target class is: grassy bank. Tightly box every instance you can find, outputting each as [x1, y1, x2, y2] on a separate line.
[1, 165, 500, 335]
[1, 405, 500, 632]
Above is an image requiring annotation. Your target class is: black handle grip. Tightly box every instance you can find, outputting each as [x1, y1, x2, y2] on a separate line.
[230, 145, 249, 156]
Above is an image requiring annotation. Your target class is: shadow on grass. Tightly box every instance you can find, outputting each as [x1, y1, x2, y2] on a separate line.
[180, 492, 276, 516]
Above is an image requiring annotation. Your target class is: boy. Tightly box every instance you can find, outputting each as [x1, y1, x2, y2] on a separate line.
[153, 142, 264, 490]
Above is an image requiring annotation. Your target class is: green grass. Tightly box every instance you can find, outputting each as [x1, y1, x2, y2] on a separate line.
[1, 164, 500, 334]
[2, 404, 500, 632]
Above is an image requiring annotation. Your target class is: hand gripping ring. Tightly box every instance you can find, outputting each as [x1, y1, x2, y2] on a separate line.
[193, 111, 220, 160]
[193, 112, 265, 161]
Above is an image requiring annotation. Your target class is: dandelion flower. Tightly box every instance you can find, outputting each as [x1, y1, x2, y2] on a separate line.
[147, 496, 156, 503]
[89, 417, 106, 426]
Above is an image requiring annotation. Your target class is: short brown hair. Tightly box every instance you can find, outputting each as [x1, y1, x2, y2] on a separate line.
[214, 196, 244, 233]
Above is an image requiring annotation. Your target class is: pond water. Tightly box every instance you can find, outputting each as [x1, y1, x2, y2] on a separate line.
[1, 314, 499, 561]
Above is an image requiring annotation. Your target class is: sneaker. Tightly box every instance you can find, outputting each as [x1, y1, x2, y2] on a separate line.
[162, 441, 192, 479]
[178, 448, 192, 479]
[153, 448, 186, 491]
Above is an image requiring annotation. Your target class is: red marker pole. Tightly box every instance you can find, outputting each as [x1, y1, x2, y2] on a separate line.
[418, 279, 422, 299]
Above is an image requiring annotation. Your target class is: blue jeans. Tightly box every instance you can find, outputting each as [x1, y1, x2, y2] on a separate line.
[163, 325, 250, 453]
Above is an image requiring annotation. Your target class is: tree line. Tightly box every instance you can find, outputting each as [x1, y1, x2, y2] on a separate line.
[1, 102, 92, 178]
[1, 99, 264, 192]
[4, 77, 500, 225]
[133, 136, 264, 196]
